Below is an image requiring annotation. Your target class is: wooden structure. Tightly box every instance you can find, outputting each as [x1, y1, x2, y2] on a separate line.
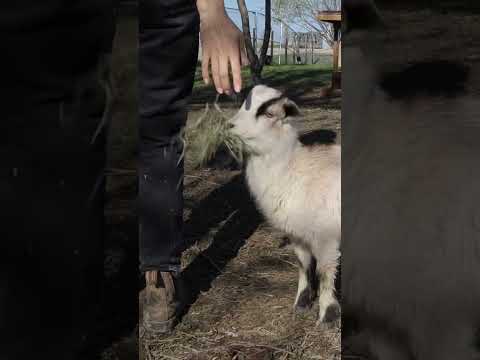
[317, 11, 341, 89]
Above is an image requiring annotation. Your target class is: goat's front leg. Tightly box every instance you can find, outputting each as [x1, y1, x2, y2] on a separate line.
[293, 244, 317, 313]
[317, 262, 340, 325]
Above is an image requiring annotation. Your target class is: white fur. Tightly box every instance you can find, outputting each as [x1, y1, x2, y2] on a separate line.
[230, 85, 341, 322]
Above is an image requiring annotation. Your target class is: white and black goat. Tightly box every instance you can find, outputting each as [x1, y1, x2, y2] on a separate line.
[229, 85, 341, 324]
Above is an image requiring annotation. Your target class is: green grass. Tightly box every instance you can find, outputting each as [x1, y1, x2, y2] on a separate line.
[192, 63, 333, 104]
[194, 63, 333, 89]
[269, 53, 333, 67]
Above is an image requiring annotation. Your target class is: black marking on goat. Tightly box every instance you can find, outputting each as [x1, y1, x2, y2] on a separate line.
[245, 81, 274, 111]
[296, 288, 314, 312]
[307, 256, 318, 295]
[284, 101, 300, 118]
[255, 95, 286, 118]
[324, 303, 341, 323]
[379, 60, 470, 100]
[295, 255, 318, 312]
[255, 94, 300, 119]
[278, 235, 291, 248]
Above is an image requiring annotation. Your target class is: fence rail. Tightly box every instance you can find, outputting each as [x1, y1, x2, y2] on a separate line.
[223, 7, 332, 65]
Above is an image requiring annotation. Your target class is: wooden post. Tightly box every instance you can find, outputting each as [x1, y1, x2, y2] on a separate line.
[304, 34, 308, 64]
[332, 24, 339, 72]
[279, 22, 282, 65]
[292, 35, 296, 64]
[311, 33, 314, 64]
[284, 32, 288, 65]
[253, 27, 257, 56]
[332, 22, 340, 88]
[338, 39, 341, 68]
[270, 30, 274, 60]
[317, 11, 342, 90]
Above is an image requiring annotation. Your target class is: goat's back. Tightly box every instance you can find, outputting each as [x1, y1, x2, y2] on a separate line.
[247, 143, 340, 250]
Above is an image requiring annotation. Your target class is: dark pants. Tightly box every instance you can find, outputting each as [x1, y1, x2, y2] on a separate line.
[0, 4, 115, 358]
[138, 0, 200, 273]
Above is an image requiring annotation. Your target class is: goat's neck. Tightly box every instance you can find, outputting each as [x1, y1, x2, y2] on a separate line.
[248, 135, 301, 175]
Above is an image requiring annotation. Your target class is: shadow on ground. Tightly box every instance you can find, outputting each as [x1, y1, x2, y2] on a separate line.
[180, 173, 263, 318]
[191, 67, 334, 108]
[300, 129, 337, 145]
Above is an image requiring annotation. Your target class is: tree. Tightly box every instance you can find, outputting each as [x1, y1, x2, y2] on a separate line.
[273, 0, 341, 47]
[237, 0, 271, 84]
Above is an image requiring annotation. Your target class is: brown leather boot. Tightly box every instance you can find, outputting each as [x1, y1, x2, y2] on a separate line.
[141, 271, 184, 334]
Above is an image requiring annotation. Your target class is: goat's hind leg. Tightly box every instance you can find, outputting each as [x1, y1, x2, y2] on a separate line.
[293, 244, 317, 313]
[317, 262, 340, 325]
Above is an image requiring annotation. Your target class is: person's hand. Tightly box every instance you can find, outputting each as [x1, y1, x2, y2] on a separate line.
[197, 0, 249, 94]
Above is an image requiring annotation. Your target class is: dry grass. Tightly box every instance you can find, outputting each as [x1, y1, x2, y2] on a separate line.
[141, 229, 341, 360]
[183, 103, 253, 169]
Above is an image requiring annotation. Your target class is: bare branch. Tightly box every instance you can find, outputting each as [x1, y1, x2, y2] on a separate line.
[237, 0, 259, 70]
[258, 0, 272, 67]
[237, 0, 272, 82]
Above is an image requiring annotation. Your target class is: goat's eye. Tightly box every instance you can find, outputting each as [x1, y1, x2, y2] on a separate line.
[265, 111, 274, 118]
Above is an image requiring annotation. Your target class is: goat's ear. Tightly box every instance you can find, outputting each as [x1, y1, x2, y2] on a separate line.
[283, 99, 300, 118]
[256, 96, 301, 121]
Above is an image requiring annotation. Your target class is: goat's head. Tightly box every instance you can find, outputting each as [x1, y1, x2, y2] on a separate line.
[229, 85, 301, 155]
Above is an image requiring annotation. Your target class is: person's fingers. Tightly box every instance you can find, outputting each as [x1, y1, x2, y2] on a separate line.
[219, 56, 231, 94]
[229, 54, 242, 93]
[202, 55, 210, 85]
[211, 56, 222, 93]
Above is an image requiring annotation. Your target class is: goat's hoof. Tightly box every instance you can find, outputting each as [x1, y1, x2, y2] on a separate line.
[317, 302, 341, 328]
[294, 302, 312, 315]
[324, 303, 341, 323]
[294, 289, 314, 314]
[316, 318, 339, 330]
[278, 235, 291, 248]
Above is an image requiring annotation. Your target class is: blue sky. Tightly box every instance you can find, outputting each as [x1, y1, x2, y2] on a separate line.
[222, 0, 330, 48]
[224, 0, 265, 12]
[224, 0, 309, 36]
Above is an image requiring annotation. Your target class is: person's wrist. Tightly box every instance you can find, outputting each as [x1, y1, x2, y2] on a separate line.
[197, 0, 226, 23]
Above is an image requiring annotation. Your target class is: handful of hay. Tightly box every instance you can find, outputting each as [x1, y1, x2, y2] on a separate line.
[182, 102, 253, 169]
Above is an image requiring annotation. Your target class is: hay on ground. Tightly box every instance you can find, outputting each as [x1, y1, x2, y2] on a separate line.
[183, 103, 252, 169]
